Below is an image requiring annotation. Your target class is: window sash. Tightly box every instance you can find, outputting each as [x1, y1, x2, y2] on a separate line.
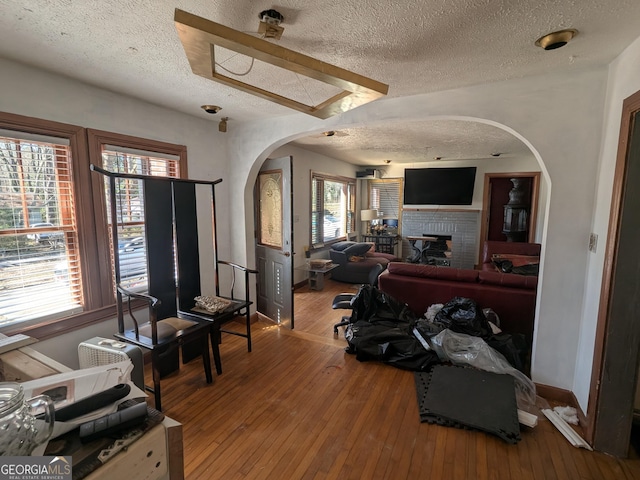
[369, 179, 402, 221]
[0, 136, 83, 327]
[101, 149, 181, 292]
[311, 173, 356, 246]
[0, 114, 189, 337]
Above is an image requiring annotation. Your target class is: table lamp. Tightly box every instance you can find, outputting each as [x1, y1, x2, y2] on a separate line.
[360, 209, 378, 234]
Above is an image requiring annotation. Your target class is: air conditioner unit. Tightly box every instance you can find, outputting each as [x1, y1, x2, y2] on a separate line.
[78, 337, 145, 391]
[356, 169, 381, 179]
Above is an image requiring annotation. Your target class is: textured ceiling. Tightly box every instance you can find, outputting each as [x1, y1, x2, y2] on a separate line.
[1, 0, 639, 165]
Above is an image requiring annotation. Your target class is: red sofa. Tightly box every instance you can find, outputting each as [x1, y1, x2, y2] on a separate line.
[481, 240, 541, 271]
[378, 262, 538, 344]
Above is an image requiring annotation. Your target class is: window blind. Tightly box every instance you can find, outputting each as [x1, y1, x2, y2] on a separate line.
[370, 179, 402, 219]
[0, 135, 82, 327]
[101, 148, 181, 292]
[310, 173, 356, 246]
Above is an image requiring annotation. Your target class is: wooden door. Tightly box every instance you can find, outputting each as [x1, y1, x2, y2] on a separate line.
[255, 157, 294, 328]
[478, 173, 540, 262]
[589, 93, 640, 456]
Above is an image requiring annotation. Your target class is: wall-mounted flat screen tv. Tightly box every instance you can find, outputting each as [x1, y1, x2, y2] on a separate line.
[404, 167, 476, 205]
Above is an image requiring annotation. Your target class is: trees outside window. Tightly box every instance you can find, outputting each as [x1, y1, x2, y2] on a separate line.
[0, 135, 82, 326]
[0, 114, 186, 336]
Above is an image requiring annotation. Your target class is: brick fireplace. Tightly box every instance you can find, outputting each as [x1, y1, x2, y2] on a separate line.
[401, 209, 480, 269]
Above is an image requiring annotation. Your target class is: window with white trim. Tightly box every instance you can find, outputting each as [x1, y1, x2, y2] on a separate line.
[311, 172, 356, 246]
[369, 179, 403, 230]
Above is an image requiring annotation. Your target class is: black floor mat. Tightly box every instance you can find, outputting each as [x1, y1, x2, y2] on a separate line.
[415, 364, 521, 444]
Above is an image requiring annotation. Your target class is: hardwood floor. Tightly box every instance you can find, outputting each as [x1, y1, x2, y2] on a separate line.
[154, 279, 640, 479]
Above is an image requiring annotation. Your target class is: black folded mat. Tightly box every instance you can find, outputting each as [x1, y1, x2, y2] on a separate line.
[414, 364, 521, 444]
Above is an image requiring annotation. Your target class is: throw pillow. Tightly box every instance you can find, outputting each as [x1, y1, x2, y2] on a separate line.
[331, 241, 355, 252]
[343, 242, 374, 257]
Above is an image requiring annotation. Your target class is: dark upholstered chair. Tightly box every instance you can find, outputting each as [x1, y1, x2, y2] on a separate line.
[329, 241, 398, 283]
[331, 263, 384, 334]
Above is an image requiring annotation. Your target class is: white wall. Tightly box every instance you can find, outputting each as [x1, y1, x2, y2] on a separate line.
[226, 67, 608, 393]
[573, 35, 640, 411]
[0, 58, 233, 365]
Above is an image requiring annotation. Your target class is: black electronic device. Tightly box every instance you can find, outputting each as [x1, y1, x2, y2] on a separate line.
[403, 167, 476, 205]
[53, 384, 131, 422]
[79, 401, 148, 443]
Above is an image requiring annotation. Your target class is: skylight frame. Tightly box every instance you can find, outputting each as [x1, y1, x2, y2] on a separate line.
[174, 9, 389, 119]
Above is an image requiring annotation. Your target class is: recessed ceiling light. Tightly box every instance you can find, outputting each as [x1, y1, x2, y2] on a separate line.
[535, 29, 578, 50]
[201, 105, 222, 114]
[491, 153, 501, 157]
[323, 131, 336, 137]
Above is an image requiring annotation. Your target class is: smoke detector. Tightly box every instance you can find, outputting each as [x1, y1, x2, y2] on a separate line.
[259, 9, 284, 39]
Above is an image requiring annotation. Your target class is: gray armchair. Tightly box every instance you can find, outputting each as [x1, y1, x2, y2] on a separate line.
[329, 241, 397, 283]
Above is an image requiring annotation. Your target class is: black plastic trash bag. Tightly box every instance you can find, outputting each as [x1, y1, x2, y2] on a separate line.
[433, 296, 492, 338]
[344, 285, 440, 372]
[346, 320, 440, 371]
[486, 333, 529, 373]
[348, 283, 415, 325]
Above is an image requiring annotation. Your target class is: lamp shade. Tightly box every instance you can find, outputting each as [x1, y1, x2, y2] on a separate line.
[361, 209, 378, 221]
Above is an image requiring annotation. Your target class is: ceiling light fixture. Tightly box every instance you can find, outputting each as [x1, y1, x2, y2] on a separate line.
[218, 117, 228, 133]
[258, 9, 284, 39]
[201, 104, 222, 114]
[323, 131, 336, 137]
[491, 153, 501, 157]
[383, 159, 391, 164]
[175, 9, 388, 119]
[535, 29, 578, 50]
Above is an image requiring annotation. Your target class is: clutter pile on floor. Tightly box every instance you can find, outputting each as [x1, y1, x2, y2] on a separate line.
[342, 285, 535, 443]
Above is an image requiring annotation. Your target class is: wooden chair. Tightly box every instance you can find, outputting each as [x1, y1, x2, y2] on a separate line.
[93, 165, 257, 410]
[179, 260, 258, 375]
[115, 285, 212, 412]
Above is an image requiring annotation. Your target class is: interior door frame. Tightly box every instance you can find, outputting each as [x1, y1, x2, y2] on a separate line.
[254, 157, 294, 328]
[478, 171, 540, 262]
[586, 89, 640, 455]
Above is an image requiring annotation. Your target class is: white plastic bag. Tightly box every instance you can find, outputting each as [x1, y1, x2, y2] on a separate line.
[429, 329, 536, 409]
